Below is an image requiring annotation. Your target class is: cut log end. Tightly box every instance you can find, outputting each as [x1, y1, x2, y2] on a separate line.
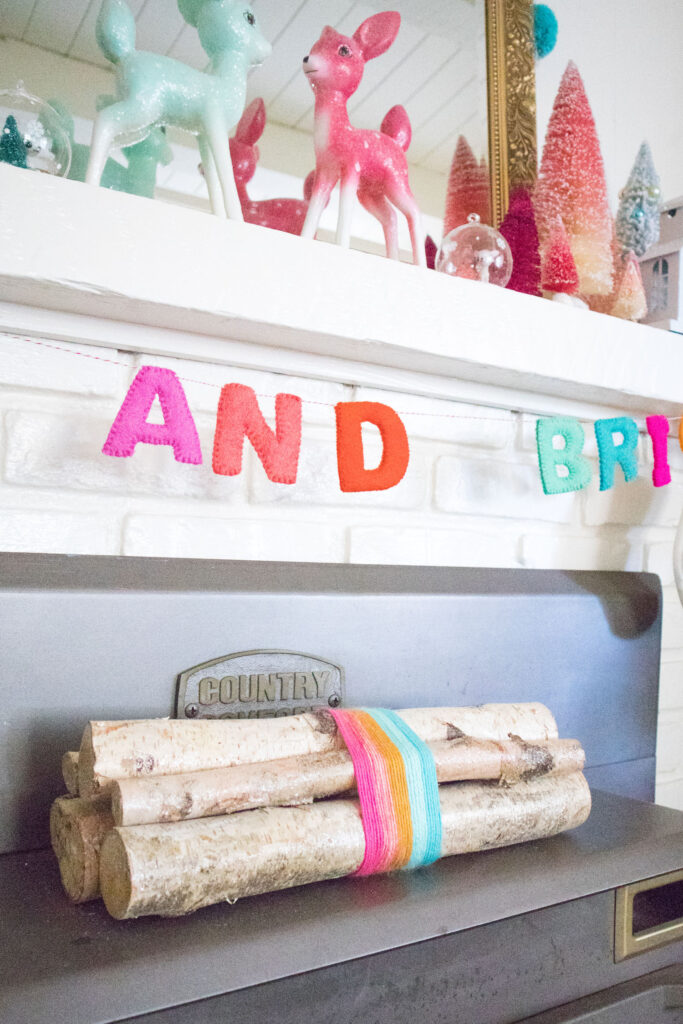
[61, 752, 80, 796]
[100, 829, 133, 920]
[77, 723, 98, 797]
[50, 795, 114, 903]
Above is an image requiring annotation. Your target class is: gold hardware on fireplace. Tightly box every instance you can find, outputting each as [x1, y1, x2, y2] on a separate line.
[615, 867, 683, 961]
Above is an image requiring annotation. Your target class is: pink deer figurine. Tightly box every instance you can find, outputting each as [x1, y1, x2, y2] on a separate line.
[301, 12, 425, 267]
[230, 98, 314, 235]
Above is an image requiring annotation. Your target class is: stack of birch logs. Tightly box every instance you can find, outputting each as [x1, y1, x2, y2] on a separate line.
[50, 703, 591, 919]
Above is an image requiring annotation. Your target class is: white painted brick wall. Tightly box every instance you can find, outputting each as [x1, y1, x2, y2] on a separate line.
[1, 331, 682, 811]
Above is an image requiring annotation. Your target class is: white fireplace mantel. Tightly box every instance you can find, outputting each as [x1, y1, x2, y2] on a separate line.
[1, 163, 681, 422]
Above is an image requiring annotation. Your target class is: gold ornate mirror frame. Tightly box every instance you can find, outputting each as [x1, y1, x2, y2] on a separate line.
[486, 0, 538, 226]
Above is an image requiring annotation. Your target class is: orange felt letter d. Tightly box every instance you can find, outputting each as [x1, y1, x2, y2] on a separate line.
[335, 401, 410, 492]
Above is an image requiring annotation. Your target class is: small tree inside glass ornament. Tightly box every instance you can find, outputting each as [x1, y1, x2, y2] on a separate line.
[0, 82, 71, 176]
[436, 213, 513, 286]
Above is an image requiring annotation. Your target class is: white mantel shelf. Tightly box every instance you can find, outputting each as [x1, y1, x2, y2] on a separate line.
[1, 163, 681, 420]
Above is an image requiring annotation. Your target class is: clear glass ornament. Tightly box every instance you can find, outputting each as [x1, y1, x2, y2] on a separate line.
[0, 82, 71, 176]
[436, 213, 513, 286]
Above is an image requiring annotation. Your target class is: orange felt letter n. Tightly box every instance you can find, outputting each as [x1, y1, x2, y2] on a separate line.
[212, 383, 302, 484]
[335, 401, 410, 492]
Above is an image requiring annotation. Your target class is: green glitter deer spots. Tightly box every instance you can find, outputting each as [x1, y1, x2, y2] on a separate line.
[85, 0, 271, 219]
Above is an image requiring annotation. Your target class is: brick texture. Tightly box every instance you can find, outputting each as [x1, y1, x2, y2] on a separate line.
[1, 333, 682, 810]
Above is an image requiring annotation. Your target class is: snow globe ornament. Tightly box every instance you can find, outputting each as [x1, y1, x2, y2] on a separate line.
[436, 214, 513, 286]
[0, 82, 71, 176]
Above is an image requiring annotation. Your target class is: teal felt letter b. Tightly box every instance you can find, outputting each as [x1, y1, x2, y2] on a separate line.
[536, 417, 592, 495]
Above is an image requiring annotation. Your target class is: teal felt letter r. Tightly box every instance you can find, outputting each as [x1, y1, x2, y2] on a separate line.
[536, 417, 592, 495]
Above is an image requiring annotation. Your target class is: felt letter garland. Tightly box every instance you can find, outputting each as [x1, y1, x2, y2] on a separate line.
[594, 416, 639, 491]
[646, 416, 672, 488]
[102, 366, 202, 464]
[212, 383, 302, 484]
[536, 417, 592, 495]
[335, 402, 410, 493]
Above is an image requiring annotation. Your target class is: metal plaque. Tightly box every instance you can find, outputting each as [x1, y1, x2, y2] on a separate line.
[175, 649, 345, 720]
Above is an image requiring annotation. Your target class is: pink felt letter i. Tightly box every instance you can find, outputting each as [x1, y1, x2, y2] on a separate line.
[102, 366, 202, 463]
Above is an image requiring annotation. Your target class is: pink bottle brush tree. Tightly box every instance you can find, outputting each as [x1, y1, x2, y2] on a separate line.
[444, 135, 490, 236]
[535, 61, 613, 297]
[499, 186, 541, 296]
[541, 216, 580, 298]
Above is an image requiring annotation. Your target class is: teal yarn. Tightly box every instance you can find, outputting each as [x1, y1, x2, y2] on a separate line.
[534, 5, 558, 59]
[366, 708, 442, 869]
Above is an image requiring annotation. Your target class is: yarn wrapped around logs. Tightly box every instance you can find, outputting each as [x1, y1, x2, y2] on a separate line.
[50, 704, 591, 919]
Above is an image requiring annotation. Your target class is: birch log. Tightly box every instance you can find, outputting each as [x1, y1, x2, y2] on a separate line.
[61, 752, 80, 796]
[112, 737, 584, 827]
[79, 703, 558, 796]
[99, 772, 591, 919]
[50, 794, 114, 902]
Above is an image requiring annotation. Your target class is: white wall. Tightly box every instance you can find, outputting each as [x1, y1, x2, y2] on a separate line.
[1, 328, 682, 811]
[535, 0, 683, 209]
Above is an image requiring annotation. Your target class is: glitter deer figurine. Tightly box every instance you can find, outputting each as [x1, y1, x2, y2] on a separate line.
[228, 98, 315, 234]
[301, 12, 425, 266]
[85, 0, 271, 219]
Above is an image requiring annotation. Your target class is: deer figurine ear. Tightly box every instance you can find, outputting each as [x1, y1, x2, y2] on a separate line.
[236, 98, 266, 146]
[177, 0, 205, 27]
[353, 11, 401, 61]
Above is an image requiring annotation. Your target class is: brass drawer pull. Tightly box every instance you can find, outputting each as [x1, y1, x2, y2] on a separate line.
[615, 867, 683, 961]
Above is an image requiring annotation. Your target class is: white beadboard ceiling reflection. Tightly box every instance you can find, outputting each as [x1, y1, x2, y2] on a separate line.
[1, 0, 487, 174]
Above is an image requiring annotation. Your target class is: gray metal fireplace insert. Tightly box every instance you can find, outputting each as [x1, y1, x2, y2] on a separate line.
[0, 555, 681, 1023]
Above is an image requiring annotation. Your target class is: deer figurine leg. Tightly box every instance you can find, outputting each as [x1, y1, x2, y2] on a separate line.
[204, 114, 243, 222]
[86, 105, 130, 186]
[336, 173, 361, 249]
[198, 135, 226, 218]
[358, 191, 399, 260]
[386, 182, 426, 267]
[301, 171, 338, 240]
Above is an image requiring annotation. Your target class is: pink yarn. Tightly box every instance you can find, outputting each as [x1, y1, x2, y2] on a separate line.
[102, 366, 202, 464]
[329, 709, 399, 876]
[646, 416, 672, 487]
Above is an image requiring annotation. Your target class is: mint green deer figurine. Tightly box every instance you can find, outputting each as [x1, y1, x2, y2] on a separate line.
[85, 0, 271, 219]
[52, 97, 172, 198]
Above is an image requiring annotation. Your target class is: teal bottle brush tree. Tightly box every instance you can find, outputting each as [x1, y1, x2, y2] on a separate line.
[0, 115, 28, 169]
[616, 142, 661, 258]
[85, 0, 271, 219]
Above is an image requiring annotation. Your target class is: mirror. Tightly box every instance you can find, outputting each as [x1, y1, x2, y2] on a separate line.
[0, 0, 532, 249]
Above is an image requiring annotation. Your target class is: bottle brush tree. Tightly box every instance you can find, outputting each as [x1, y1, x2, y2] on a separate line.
[444, 135, 490, 236]
[541, 216, 579, 296]
[616, 142, 661, 258]
[610, 252, 648, 321]
[499, 186, 541, 296]
[0, 115, 28, 169]
[535, 62, 613, 296]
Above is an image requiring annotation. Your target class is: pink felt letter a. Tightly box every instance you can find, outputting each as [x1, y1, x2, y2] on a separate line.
[102, 366, 202, 464]
[212, 383, 301, 484]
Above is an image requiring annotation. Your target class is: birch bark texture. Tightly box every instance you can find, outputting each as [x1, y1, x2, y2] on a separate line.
[99, 772, 591, 919]
[112, 737, 584, 827]
[79, 703, 559, 796]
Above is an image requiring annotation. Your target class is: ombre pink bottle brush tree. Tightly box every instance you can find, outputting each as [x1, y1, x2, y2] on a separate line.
[535, 61, 614, 298]
[301, 12, 426, 267]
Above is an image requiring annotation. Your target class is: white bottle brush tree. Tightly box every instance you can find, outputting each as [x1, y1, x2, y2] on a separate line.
[616, 142, 661, 258]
